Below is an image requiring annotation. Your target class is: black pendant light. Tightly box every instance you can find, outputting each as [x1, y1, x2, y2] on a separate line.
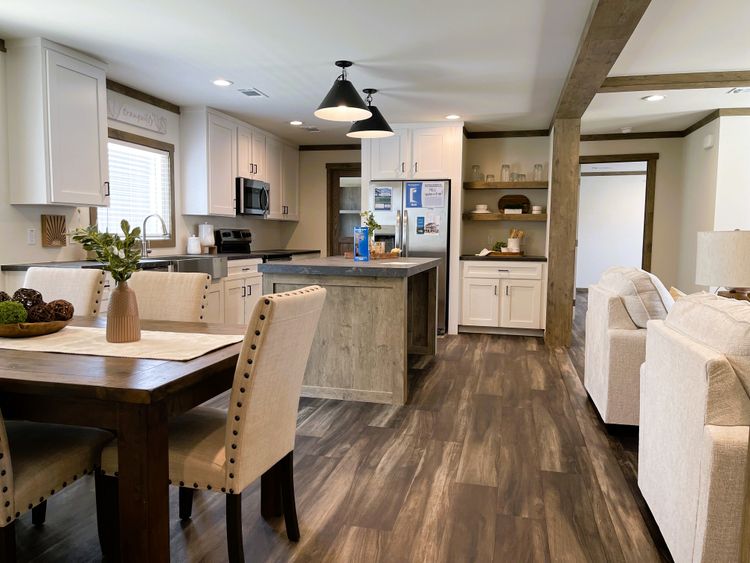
[315, 60, 372, 122]
[347, 89, 394, 139]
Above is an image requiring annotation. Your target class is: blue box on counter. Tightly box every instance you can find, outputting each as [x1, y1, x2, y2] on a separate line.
[353, 226, 369, 261]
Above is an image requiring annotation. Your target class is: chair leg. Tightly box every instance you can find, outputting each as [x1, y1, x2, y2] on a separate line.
[279, 451, 300, 541]
[225, 493, 244, 563]
[179, 487, 194, 521]
[0, 521, 16, 563]
[31, 501, 46, 527]
[94, 470, 120, 562]
[260, 462, 282, 519]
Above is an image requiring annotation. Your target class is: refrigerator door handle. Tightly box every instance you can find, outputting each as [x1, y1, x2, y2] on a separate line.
[395, 210, 402, 249]
[403, 210, 409, 257]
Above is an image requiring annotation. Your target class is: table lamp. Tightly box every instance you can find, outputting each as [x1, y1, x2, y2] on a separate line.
[695, 230, 750, 299]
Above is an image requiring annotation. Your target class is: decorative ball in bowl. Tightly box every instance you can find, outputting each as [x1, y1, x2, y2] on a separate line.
[0, 289, 74, 338]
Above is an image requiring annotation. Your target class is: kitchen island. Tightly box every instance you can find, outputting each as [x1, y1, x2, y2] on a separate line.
[259, 256, 440, 405]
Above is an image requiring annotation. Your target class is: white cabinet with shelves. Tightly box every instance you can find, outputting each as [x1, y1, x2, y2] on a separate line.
[366, 125, 454, 181]
[7, 38, 109, 206]
[460, 261, 545, 331]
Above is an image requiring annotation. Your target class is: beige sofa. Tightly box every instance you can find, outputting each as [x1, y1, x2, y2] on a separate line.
[584, 267, 671, 425]
[639, 293, 750, 562]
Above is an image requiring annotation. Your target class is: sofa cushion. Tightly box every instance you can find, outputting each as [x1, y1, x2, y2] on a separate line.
[599, 267, 669, 328]
[666, 293, 750, 388]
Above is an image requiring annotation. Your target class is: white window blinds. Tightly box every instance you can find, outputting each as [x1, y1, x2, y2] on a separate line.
[97, 139, 172, 238]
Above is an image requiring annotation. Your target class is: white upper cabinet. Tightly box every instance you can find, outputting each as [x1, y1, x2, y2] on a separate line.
[265, 137, 284, 220]
[7, 38, 109, 206]
[411, 126, 451, 179]
[251, 131, 267, 181]
[282, 143, 300, 221]
[207, 113, 237, 216]
[366, 125, 453, 180]
[369, 128, 409, 180]
[237, 124, 253, 178]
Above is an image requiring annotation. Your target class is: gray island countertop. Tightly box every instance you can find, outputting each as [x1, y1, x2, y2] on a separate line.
[258, 256, 441, 278]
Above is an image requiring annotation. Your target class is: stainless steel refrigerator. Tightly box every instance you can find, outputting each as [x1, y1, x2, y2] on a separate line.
[368, 180, 450, 334]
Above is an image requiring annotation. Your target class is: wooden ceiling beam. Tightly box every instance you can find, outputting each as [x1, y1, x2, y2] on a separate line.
[600, 71, 750, 93]
[552, 0, 652, 122]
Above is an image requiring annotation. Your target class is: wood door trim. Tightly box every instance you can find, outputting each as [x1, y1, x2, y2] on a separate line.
[600, 71, 750, 93]
[106, 79, 180, 114]
[578, 153, 658, 271]
[552, 0, 651, 122]
[326, 163, 362, 257]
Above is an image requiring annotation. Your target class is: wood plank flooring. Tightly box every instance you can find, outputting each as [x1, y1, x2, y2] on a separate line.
[15, 311, 671, 562]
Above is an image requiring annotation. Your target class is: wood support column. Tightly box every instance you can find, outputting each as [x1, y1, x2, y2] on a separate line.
[545, 119, 581, 347]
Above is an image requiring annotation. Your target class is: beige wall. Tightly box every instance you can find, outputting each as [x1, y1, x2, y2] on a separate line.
[285, 149, 361, 256]
[580, 137, 685, 288]
[463, 138, 550, 256]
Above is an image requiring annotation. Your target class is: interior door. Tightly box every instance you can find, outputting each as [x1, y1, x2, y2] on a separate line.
[46, 49, 108, 206]
[500, 279, 541, 329]
[326, 164, 362, 256]
[461, 278, 499, 326]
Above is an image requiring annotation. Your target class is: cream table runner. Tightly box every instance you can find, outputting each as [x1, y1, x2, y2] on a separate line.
[0, 326, 244, 361]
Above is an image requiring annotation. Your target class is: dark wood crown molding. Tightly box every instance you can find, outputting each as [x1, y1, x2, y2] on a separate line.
[299, 144, 361, 151]
[463, 129, 549, 139]
[106, 79, 181, 114]
[580, 153, 659, 163]
[600, 71, 750, 93]
[581, 131, 683, 141]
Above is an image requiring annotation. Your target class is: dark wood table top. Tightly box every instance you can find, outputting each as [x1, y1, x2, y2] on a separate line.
[0, 318, 246, 404]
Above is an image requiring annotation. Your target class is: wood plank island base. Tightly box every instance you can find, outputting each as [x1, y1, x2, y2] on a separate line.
[259, 257, 440, 405]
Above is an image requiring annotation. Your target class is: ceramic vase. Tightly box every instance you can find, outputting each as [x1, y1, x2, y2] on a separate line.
[107, 281, 141, 343]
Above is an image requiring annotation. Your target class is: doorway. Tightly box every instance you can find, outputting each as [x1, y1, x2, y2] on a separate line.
[576, 154, 658, 289]
[326, 163, 362, 256]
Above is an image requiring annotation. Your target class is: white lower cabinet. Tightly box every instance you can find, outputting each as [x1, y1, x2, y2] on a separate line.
[224, 274, 263, 325]
[460, 261, 545, 331]
[204, 280, 224, 323]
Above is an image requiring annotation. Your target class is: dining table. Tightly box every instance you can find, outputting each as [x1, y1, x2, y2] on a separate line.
[0, 317, 247, 562]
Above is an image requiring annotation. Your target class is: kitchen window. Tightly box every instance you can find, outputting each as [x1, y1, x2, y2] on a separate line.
[91, 129, 176, 247]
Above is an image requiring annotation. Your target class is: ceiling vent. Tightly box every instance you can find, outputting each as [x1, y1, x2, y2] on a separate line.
[238, 88, 268, 98]
[300, 125, 320, 133]
[727, 87, 750, 94]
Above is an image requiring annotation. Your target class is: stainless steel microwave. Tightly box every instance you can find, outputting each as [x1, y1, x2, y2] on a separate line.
[236, 178, 269, 216]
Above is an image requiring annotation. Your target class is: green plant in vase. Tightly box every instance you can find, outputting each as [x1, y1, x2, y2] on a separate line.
[71, 220, 143, 343]
[360, 210, 382, 253]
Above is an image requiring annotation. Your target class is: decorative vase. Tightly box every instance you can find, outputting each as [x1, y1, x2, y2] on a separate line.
[107, 281, 141, 343]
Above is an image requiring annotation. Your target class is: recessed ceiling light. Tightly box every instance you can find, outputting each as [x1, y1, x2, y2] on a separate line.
[445, 114, 461, 120]
[621, 126, 633, 133]
[290, 120, 303, 126]
[212, 79, 233, 87]
[641, 94, 665, 102]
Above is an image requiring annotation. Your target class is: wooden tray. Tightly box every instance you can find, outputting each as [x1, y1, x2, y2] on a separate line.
[0, 320, 70, 338]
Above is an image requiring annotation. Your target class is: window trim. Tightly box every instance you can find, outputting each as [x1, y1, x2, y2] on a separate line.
[90, 128, 176, 248]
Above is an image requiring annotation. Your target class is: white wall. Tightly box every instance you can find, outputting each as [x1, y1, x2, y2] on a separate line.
[285, 149, 361, 256]
[463, 137, 550, 256]
[576, 174, 646, 288]
[714, 115, 750, 231]
[580, 137, 684, 288]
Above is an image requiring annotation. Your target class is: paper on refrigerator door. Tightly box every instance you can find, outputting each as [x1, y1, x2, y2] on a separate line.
[422, 182, 445, 208]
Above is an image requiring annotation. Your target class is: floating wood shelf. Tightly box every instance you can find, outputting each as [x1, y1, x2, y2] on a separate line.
[463, 213, 548, 222]
[463, 180, 548, 190]
[338, 209, 361, 214]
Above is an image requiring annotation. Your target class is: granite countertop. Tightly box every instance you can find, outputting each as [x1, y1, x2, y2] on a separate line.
[258, 256, 442, 278]
[460, 254, 547, 262]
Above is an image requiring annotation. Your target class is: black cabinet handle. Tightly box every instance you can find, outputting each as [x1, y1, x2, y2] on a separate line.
[241, 286, 246, 298]
[104, 181, 110, 196]
[247, 285, 252, 295]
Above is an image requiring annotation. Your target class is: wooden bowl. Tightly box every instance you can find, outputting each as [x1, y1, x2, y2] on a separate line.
[0, 320, 70, 338]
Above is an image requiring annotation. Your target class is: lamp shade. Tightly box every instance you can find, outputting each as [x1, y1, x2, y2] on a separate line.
[346, 105, 394, 138]
[314, 78, 372, 122]
[695, 230, 750, 288]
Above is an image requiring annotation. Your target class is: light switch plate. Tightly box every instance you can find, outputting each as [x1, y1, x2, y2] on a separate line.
[27, 227, 37, 245]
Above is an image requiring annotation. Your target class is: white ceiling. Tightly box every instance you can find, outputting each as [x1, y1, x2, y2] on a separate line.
[0, 0, 594, 144]
[582, 88, 750, 134]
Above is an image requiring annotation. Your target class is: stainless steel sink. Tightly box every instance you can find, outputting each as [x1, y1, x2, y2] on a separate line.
[157, 255, 228, 279]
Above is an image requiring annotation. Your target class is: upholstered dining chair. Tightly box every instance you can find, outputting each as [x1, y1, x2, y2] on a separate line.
[23, 267, 106, 318]
[97, 286, 327, 562]
[127, 271, 211, 322]
[0, 412, 111, 560]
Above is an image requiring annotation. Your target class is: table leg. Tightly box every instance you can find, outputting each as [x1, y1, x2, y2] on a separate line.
[116, 402, 169, 562]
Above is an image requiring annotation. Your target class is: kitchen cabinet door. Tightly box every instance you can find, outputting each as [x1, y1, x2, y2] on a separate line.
[223, 278, 246, 325]
[411, 126, 451, 179]
[252, 131, 267, 181]
[282, 144, 300, 221]
[370, 128, 409, 180]
[265, 137, 284, 220]
[245, 275, 263, 322]
[204, 280, 224, 323]
[237, 125, 254, 178]
[461, 278, 499, 327]
[207, 112, 237, 217]
[500, 279, 542, 329]
[46, 49, 109, 206]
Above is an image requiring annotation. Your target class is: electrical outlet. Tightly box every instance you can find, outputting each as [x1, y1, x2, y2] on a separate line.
[27, 227, 37, 245]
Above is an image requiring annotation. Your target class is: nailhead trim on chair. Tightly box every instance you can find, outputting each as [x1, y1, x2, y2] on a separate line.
[198, 275, 210, 321]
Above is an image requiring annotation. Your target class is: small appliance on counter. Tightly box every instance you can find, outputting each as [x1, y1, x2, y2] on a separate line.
[236, 178, 269, 216]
